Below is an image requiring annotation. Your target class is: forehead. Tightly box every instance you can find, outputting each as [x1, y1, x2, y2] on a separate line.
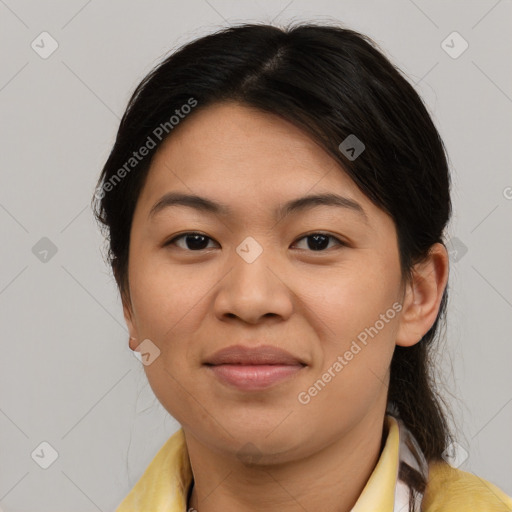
[136, 101, 369, 218]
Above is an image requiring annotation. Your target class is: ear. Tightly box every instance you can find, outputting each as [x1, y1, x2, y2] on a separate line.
[395, 243, 449, 347]
[115, 265, 139, 351]
[122, 295, 139, 351]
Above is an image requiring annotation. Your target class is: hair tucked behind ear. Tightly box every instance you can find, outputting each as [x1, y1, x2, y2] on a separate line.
[92, 21, 455, 506]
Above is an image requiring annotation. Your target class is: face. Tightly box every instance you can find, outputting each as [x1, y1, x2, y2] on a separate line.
[123, 101, 406, 463]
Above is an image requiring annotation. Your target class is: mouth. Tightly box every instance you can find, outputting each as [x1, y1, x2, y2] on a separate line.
[203, 344, 307, 391]
[205, 363, 305, 390]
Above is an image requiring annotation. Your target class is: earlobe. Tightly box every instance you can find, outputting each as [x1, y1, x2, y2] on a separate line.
[129, 336, 138, 350]
[395, 243, 449, 348]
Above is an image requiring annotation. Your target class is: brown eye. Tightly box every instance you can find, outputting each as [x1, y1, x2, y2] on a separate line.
[293, 233, 345, 252]
[165, 232, 217, 251]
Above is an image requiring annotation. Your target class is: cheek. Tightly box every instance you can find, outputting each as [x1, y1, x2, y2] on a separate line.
[298, 287, 399, 432]
[129, 256, 208, 341]
[310, 273, 399, 385]
[305, 256, 401, 341]
[295, 254, 400, 413]
[127, 254, 220, 402]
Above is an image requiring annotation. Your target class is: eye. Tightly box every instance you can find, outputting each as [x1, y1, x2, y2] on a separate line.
[164, 232, 218, 251]
[292, 232, 345, 252]
[164, 231, 346, 253]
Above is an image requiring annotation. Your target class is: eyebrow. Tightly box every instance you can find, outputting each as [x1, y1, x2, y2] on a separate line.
[147, 192, 368, 223]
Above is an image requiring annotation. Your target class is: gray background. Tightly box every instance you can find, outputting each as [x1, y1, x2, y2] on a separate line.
[1, 1, 511, 510]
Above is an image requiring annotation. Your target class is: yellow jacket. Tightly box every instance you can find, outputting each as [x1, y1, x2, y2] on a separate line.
[115, 415, 512, 511]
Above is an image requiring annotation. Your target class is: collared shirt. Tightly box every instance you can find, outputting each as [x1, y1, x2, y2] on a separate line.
[115, 415, 512, 511]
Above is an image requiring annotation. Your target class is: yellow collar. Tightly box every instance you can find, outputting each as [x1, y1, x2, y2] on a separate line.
[116, 415, 401, 511]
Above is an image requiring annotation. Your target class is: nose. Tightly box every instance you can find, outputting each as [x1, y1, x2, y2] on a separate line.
[213, 243, 293, 325]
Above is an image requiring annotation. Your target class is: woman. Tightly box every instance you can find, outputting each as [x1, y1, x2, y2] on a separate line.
[92, 22, 512, 512]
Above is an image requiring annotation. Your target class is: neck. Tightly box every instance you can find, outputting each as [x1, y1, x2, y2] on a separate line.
[184, 408, 388, 512]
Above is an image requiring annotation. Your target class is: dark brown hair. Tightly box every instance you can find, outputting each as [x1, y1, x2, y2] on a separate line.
[92, 22, 454, 507]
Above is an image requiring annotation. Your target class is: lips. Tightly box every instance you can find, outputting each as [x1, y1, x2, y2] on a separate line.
[204, 344, 306, 366]
[204, 345, 306, 391]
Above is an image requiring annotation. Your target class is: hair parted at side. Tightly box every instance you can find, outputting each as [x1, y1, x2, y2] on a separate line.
[92, 21, 455, 505]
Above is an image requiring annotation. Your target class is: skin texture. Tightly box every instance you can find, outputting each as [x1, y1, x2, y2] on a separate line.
[123, 101, 449, 512]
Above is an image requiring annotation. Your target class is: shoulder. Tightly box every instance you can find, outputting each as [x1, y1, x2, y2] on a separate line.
[115, 428, 192, 511]
[422, 459, 512, 511]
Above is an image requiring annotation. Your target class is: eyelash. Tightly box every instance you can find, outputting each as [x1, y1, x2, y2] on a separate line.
[164, 231, 346, 253]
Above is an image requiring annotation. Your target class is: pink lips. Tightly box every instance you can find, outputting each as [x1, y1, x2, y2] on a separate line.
[204, 345, 306, 391]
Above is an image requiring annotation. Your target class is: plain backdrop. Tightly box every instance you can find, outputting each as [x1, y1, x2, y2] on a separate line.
[0, 1, 511, 510]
